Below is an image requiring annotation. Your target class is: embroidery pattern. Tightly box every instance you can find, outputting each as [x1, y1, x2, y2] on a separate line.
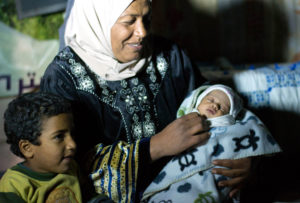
[57, 48, 168, 142]
[59, 50, 95, 92]
[96, 75, 116, 105]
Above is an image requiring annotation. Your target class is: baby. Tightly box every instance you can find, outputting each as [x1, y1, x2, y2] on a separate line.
[143, 84, 282, 203]
[192, 84, 243, 127]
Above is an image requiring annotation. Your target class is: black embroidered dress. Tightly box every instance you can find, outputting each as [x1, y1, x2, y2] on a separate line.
[40, 36, 206, 202]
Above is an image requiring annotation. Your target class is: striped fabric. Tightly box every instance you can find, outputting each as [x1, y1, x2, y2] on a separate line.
[90, 140, 140, 203]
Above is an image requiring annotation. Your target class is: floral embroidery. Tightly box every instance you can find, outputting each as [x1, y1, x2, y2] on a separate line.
[132, 112, 155, 139]
[132, 114, 143, 139]
[58, 50, 73, 60]
[157, 54, 168, 76]
[147, 62, 157, 83]
[68, 58, 95, 92]
[58, 47, 169, 142]
[69, 59, 86, 77]
[146, 53, 168, 96]
[143, 112, 156, 137]
[132, 85, 150, 111]
[131, 78, 139, 86]
[96, 75, 116, 105]
[121, 80, 128, 88]
[96, 75, 108, 86]
[120, 88, 139, 114]
[77, 77, 94, 91]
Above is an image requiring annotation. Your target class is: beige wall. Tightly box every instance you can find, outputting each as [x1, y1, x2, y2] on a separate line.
[0, 97, 23, 172]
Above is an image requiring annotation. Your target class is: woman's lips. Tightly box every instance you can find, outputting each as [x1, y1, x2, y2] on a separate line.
[128, 43, 143, 51]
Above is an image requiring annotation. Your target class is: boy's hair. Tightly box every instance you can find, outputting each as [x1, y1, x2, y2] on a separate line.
[4, 92, 72, 158]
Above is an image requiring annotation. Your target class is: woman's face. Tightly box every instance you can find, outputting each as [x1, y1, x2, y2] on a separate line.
[111, 0, 151, 63]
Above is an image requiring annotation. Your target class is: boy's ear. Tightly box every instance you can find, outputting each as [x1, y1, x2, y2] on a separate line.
[19, 140, 34, 159]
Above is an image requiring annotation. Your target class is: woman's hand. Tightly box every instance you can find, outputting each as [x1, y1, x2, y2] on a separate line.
[150, 112, 210, 161]
[212, 157, 252, 198]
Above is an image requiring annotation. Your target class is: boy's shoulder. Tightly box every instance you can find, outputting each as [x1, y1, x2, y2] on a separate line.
[0, 164, 34, 189]
[0, 164, 29, 202]
[0, 161, 81, 202]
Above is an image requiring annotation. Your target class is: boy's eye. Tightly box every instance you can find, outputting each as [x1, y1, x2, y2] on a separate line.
[54, 133, 64, 141]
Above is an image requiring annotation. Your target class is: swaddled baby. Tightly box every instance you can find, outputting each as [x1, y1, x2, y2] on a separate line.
[143, 84, 282, 203]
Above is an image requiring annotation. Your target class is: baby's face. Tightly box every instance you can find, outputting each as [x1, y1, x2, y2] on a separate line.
[197, 90, 230, 118]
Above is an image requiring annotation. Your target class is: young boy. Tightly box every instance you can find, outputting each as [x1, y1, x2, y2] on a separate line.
[142, 84, 282, 203]
[0, 92, 82, 203]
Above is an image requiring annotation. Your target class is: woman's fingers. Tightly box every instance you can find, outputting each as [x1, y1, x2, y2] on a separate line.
[212, 158, 251, 172]
[212, 168, 244, 179]
[213, 171, 244, 187]
[229, 187, 241, 198]
[150, 113, 210, 161]
[212, 158, 252, 195]
[178, 112, 210, 133]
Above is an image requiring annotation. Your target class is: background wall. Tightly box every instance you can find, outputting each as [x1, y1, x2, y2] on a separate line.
[152, 0, 299, 64]
[0, 97, 23, 172]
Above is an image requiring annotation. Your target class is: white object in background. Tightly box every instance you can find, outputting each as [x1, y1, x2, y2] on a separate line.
[233, 63, 300, 114]
[0, 21, 59, 97]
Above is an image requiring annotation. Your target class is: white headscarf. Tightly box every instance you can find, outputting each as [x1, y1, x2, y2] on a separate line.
[64, 0, 151, 81]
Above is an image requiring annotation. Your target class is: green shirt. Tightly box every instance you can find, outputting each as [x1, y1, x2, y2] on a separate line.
[0, 161, 82, 203]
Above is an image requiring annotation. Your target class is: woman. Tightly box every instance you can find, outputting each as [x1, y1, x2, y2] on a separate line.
[41, 0, 251, 202]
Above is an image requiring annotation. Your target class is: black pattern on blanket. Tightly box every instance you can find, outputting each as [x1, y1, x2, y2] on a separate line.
[142, 109, 282, 203]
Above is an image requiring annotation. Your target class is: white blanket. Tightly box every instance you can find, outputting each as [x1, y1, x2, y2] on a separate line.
[233, 63, 300, 114]
[142, 110, 282, 203]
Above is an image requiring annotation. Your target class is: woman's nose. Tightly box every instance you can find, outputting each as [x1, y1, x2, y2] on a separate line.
[134, 19, 147, 39]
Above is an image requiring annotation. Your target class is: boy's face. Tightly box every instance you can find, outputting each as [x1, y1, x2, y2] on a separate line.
[197, 90, 230, 119]
[26, 113, 76, 174]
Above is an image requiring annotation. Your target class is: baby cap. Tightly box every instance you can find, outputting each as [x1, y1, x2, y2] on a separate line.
[195, 84, 243, 119]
